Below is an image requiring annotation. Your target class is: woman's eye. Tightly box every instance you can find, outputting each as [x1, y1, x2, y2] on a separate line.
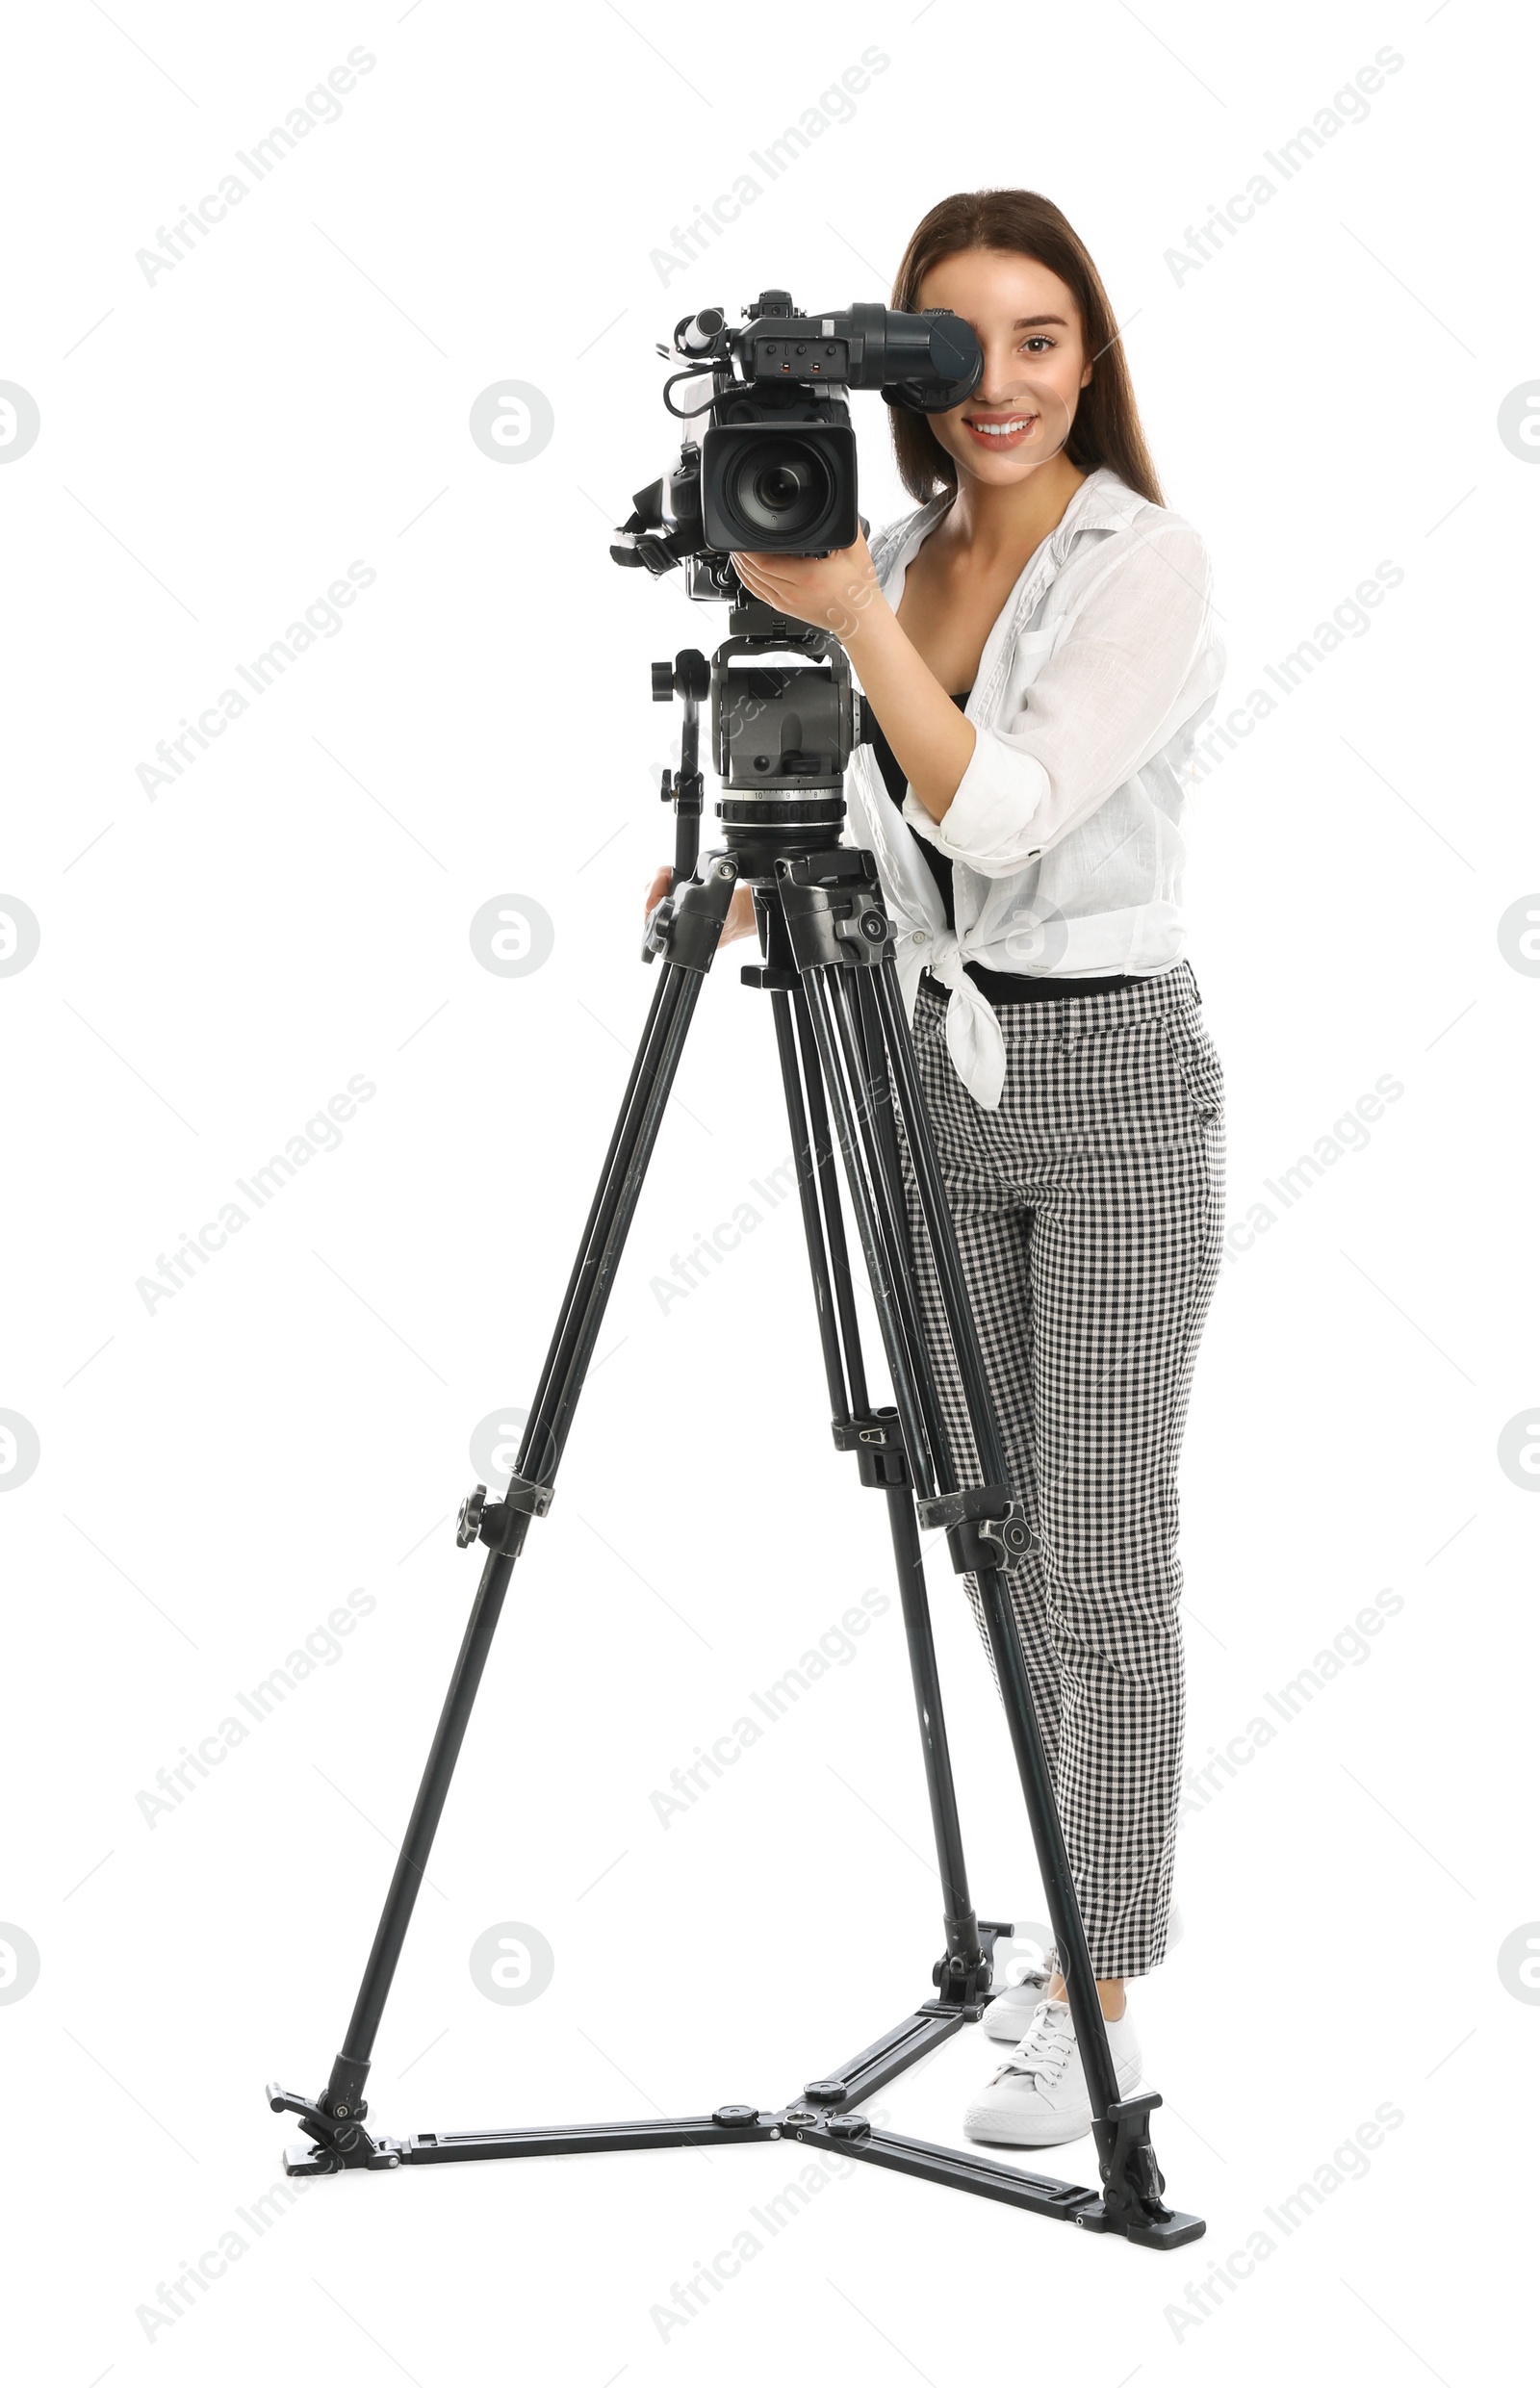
[1021, 336, 1054, 353]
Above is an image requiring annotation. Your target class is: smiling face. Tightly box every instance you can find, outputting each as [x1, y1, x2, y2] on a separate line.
[917, 246, 1092, 480]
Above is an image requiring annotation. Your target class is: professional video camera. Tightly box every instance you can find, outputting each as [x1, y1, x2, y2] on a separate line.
[609, 291, 983, 873]
[610, 290, 982, 597]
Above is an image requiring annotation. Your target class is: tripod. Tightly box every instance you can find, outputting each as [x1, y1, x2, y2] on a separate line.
[267, 627, 1202, 2251]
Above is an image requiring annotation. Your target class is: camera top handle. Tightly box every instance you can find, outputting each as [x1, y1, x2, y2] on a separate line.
[666, 292, 983, 418]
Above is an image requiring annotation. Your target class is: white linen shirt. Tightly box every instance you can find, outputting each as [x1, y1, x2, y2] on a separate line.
[843, 464, 1224, 1109]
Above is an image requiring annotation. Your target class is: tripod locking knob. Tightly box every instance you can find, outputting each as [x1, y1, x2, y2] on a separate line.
[824, 900, 892, 962]
[456, 1485, 487, 1549]
[641, 894, 676, 965]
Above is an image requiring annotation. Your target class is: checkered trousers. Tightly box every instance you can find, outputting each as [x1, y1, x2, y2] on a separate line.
[890, 961, 1225, 1978]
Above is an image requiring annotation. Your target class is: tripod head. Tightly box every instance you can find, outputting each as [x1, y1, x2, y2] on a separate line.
[651, 605, 862, 889]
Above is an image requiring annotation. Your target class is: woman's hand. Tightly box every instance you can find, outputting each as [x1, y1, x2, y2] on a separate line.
[730, 530, 885, 645]
[644, 865, 757, 947]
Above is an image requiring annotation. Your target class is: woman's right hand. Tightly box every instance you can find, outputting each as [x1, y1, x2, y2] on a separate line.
[644, 865, 757, 947]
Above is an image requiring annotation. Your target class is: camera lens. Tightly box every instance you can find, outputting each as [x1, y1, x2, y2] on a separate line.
[757, 465, 803, 511]
[731, 437, 833, 539]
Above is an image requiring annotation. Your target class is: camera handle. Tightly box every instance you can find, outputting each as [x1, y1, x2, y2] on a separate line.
[651, 645, 710, 890]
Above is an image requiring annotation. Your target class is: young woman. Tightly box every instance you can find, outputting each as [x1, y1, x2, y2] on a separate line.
[647, 190, 1226, 2147]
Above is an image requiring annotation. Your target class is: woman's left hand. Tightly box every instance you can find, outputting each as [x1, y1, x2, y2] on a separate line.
[730, 531, 883, 644]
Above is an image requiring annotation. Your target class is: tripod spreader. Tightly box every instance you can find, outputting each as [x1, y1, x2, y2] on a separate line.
[264, 2032, 1195, 2246]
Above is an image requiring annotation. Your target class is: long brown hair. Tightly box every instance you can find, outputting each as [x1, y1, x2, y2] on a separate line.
[888, 190, 1164, 508]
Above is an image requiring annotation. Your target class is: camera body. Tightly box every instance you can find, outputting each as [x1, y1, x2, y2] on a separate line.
[612, 291, 982, 589]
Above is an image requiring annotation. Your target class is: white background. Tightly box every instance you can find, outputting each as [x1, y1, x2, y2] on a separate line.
[2, 1, 1535, 2380]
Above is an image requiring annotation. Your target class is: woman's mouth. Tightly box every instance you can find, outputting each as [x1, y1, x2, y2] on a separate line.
[963, 413, 1039, 449]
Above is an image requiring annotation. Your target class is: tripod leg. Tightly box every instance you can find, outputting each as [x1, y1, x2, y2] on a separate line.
[862, 959, 1132, 2151]
[772, 887, 1193, 2239]
[802, 953, 1137, 2178]
[304, 865, 737, 2145]
[884, 1484, 982, 1978]
[796, 966, 941, 1486]
[516, 961, 675, 1482]
[768, 989, 849, 1424]
[783, 970, 940, 1468]
[795, 969, 1004, 1988]
[844, 969, 957, 1483]
[767, 980, 982, 1980]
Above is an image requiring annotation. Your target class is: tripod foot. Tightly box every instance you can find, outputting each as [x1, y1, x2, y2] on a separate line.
[1077, 2093, 1206, 2248]
[266, 2083, 404, 2176]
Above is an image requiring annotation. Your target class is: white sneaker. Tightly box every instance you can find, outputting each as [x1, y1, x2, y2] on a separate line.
[982, 1902, 1184, 2043]
[964, 1996, 1143, 2148]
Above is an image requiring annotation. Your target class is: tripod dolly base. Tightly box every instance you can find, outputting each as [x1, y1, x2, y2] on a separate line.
[268, 1962, 1204, 2250]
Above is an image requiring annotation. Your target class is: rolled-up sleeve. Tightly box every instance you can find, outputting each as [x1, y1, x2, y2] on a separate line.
[901, 516, 1219, 877]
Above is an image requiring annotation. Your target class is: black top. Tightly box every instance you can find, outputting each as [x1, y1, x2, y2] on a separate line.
[862, 688, 1141, 1005]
